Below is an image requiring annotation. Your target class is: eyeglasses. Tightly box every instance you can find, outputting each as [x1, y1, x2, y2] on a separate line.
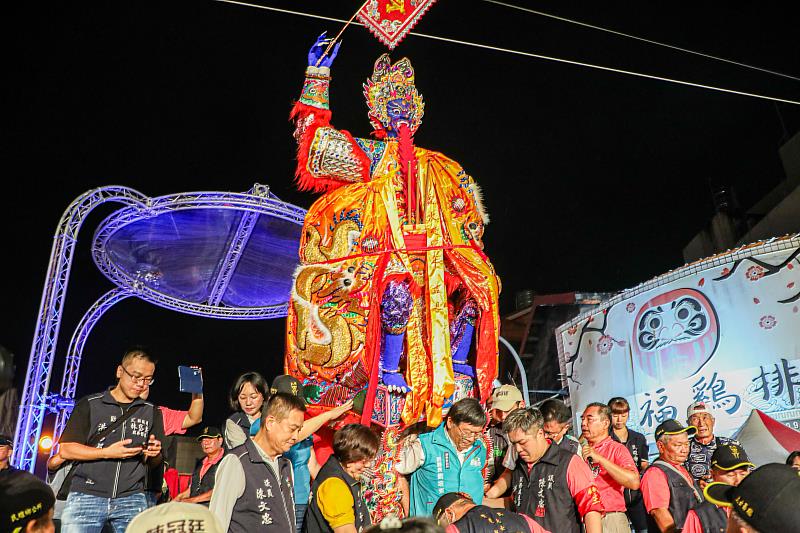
[453, 424, 483, 441]
[544, 424, 569, 440]
[121, 365, 155, 386]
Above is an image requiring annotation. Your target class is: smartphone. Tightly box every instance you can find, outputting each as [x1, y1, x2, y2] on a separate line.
[178, 365, 203, 394]
[128, 433, 150, 449]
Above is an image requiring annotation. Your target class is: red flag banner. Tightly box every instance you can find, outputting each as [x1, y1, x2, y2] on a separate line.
[356, 0, 438, 50]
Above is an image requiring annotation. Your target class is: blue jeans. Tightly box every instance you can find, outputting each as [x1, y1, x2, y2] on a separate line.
[144, 491, 159, 508]
[61, 491, 148, 533]
[295, 503, 307, 531]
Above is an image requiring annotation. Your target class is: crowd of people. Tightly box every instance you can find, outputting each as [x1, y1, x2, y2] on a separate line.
[1, 347, 799, 533]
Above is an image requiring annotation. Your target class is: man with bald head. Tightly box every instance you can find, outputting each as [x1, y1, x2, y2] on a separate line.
[684, 401, 738, 487]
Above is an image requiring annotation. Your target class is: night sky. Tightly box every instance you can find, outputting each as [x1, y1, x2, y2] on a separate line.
[6, 1, 800, 435]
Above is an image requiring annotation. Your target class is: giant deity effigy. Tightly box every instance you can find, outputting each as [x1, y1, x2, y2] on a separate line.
[285, 34, 501, 518]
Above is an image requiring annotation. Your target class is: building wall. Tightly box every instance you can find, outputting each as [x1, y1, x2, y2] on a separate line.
[738, 185, 800, 245]
[683, 131, 800, 262]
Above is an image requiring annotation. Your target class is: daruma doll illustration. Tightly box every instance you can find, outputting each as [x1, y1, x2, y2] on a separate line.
[631, 288, 719, 382]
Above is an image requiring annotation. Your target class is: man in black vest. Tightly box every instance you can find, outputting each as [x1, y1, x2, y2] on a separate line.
[174, 426, 226, 505]
[640, 419, 702, 532]
[58, 347, 165, 532]
[485, 407, 603, 533]
[703, 463, 800, 533]
[434, 492, 549, 533]
[681, 443, 753, 533]
[210, 392, 306, 533]
[304, 423, 379, 533]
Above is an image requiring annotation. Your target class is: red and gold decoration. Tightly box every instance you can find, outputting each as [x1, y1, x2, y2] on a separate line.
[287, 35, 499, 520]
[288, 50, 500, 429]
[356, 0, 438, 50]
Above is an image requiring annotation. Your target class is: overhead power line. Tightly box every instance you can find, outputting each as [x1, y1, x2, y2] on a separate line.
[213, 0, 800, 106]
[481, 0, 800, 83]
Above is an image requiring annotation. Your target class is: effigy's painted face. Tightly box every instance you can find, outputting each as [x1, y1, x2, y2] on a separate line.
[363, 54, 425, 137]
[385, 98, 412, 137]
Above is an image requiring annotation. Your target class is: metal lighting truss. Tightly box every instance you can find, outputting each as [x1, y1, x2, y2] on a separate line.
[13, 187, 149, 471]
[14, 184, 306, 471]
[91, 184, 305, 319]
[51, 288, 134, 445]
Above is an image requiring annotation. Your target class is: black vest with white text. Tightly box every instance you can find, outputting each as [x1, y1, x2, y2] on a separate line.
[511, 444, 580, 533]
[228, 439, 295, 533]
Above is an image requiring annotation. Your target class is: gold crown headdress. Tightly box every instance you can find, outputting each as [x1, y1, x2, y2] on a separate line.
[363, 54, 425, 136]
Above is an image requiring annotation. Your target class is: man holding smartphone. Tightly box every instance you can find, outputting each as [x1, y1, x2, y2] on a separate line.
[58, 347, 165, 532]
[140, 365, 205, 506]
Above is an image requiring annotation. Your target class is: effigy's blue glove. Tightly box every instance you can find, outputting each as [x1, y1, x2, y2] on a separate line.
[307, 31, 341, 68]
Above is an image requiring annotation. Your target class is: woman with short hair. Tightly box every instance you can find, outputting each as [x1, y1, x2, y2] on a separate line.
[304, 424, 380, 533]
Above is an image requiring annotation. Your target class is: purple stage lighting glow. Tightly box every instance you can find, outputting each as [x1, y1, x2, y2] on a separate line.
[14, 184, 305, 472]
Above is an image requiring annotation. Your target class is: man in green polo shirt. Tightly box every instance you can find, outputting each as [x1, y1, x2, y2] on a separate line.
[396, 398, 487, 516]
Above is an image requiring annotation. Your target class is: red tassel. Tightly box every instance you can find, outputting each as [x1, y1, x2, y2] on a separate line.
[444, 272, 462, 296]
[290, 102, 333, 193]
[397, 124, 418, 220]
[360, 254, 391, 426]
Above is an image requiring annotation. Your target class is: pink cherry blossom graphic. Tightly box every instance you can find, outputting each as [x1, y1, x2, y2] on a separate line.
[596, 335, 614, 355]
[746, 265, 766, 281]
[759, 315, 777, 330]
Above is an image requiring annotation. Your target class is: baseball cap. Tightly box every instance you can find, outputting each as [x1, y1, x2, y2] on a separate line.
[432, 492, 473, 521]
[710, 443, 754, 471]
[0, 470, 55, 533]
[127, 502, 223, 533]
[686, 400, 713, 420]
[196, 426, 222, 440]
[0, 435, 12, 447]
[490, 384, 523, 411]
[704, 463, 800, 533]
[654, 419, 697, 441]
[270, 375, 305, 404]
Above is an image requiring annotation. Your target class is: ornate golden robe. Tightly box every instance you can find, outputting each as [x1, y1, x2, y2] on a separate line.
[287, 78, 500, 427]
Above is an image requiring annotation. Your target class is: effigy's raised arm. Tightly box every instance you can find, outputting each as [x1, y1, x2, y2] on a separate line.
[290, 33, 370, 193]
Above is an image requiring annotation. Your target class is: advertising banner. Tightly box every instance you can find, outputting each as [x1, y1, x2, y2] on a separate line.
[556, 235, 800, 453]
